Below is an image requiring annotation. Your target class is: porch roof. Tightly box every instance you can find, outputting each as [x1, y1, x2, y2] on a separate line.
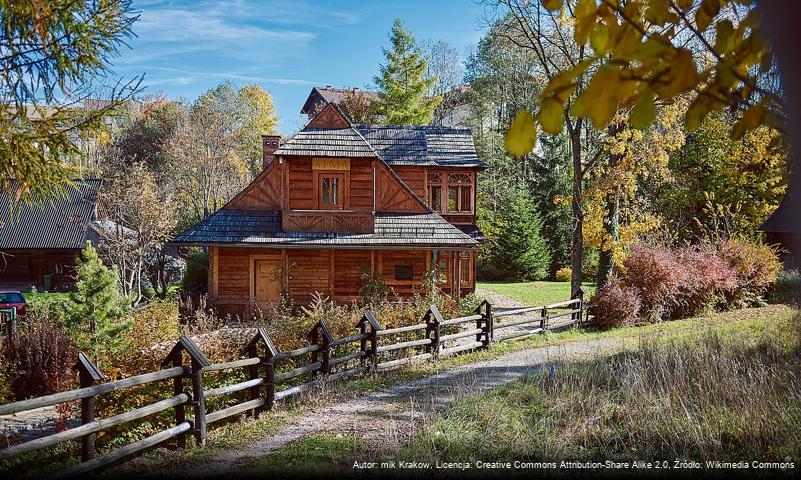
[172, 209, 479, 249]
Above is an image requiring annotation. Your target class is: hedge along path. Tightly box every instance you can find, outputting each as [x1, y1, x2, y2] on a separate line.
[150, 335, 631, 477]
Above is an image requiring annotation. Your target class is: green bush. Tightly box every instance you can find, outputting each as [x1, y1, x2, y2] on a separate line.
[555, 267, 572, 282]
[771, 269, 801, 305]
[181, 248, 209, 293]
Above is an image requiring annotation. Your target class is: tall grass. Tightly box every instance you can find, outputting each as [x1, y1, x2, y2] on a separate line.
[404, 314, 801, 462]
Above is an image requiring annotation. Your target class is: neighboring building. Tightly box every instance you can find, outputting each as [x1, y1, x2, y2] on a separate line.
[433, 84, 472, 128]
[0, 180, 101, 291]
[761, 179, 800, 269]
[301, 84, 473, 128]
[173, 103, 486, 316]
[300, 86, 379, 120]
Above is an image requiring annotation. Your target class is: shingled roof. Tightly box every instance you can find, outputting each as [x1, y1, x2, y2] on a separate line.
[0, 179, 101, 250]
[356, 125, 486, 168]
[274, 127, 377, 158]
[172, 209, 477, 248]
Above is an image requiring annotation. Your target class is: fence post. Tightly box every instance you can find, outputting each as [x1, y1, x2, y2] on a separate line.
[356, 310, 381, 373]
[243, 328, 279, 411]
[476, 300, 493, 348]
[572, 286, 585, 323]
[540, 306, 548, 331]
[424, 304, 443, 358]
[162, 349, 188, 448]
[74, 353, 103, 462]
[308, 320, 333, 376]
[163, 336, 210, 447]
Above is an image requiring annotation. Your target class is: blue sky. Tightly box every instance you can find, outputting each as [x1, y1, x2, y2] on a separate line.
[114, 0, 491, 133]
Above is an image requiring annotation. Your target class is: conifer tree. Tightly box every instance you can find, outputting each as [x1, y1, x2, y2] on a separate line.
[374, 19, 441, 125]
[66, 242, 130, 362]
[484, 185, 551, 280]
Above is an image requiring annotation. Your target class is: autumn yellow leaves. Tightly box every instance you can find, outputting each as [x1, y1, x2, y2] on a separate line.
[505, 0, 778, 158]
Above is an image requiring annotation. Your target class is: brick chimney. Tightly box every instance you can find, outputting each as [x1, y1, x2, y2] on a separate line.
[262, 134, 281, 169]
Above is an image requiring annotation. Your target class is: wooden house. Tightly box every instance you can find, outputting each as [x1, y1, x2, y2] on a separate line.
[173, 104, 486, 315]
[761, 179, 800, 269]
[0, 180, 101, 291]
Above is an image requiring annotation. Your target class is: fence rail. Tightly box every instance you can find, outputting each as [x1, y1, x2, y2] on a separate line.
[0, 292, 585, 477]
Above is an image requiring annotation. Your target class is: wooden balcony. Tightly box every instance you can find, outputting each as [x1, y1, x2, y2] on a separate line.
[283, 210, 374, 233]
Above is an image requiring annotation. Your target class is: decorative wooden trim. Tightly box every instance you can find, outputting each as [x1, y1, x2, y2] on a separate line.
[312, 158, 350, 171]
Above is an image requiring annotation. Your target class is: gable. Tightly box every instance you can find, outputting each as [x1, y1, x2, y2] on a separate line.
[375, 162, 430, 214]
[225, 161, 282, 210]
[307, 103, 351, 129]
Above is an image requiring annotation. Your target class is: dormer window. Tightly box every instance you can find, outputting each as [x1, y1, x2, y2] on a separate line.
[319, 173, 345, 209]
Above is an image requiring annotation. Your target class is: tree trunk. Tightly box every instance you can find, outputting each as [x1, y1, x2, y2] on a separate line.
[597, 121, 624, 289]
[569, 120, 584, 298]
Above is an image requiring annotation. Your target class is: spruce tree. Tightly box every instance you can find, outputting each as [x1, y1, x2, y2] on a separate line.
[374, 19, 441, 125]
[489, 186, 551, 280]
[66, 242, 130, 362]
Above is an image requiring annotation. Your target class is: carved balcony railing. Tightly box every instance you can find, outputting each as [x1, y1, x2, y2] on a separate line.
[282, 210, 374, 234]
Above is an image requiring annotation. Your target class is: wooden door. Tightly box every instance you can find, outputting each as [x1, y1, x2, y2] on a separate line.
[254, 259, 281, 308]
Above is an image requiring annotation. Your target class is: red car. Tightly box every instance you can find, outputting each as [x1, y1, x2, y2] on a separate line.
[0, 290, 27, 317]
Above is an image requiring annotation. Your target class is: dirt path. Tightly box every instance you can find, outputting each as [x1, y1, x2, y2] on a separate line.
[174, 334, 630, 477]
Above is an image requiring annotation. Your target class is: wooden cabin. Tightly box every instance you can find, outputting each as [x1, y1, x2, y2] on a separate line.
[761, 179, 800, 269]
[173, 104, 486, 316]
[0, 180, 101, 291]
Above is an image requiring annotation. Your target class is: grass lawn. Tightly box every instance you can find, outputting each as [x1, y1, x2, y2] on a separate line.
[21, 291, 70, 303]
[246, 434, 359, 475]
[477, 280, 596, 306]
[398, 309, 801, 467]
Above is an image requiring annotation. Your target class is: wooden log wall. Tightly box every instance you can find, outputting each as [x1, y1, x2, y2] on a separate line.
[212, 247, 462, 315]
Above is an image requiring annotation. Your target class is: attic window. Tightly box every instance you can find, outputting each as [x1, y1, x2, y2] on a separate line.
[427, 173, 442, 212]
[447, 173, 473, 213]
[395, 265, 413, 281]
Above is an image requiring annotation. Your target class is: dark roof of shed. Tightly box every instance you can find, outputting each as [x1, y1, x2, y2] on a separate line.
[355, 125, 486, 168]
[172, 209, 477, 248]
[274, 127, 378, 158]
[760, 180, 801, 234]
[0, 179, 101, 250]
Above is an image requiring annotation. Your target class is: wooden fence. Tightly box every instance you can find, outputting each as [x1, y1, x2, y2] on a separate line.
[0, 296, 584, 477]
[0, 308, 16, 339]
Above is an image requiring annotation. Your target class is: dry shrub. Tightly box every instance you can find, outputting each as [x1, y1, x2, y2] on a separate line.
[673, 245, 738, 318]
[2, 315, 76, 399]
[589, 276, 640, 329]
[720, 240, 782, 306]
[598, 240, 781, 325]
[620, 244, 685, 321]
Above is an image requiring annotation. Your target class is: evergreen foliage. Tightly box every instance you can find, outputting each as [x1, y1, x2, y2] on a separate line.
[0, 0, 141, 200]
[66, 242, 130, 361]
[374, 19, 441, 125]
[480, 185, 550, 280]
